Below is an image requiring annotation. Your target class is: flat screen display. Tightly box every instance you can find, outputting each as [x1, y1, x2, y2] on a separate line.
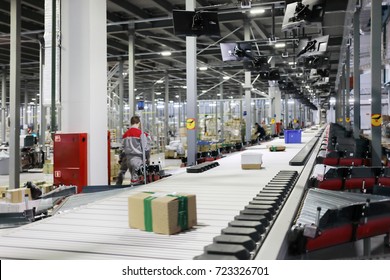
[220, 42, 253, 61]
[173, 10, 220, 37]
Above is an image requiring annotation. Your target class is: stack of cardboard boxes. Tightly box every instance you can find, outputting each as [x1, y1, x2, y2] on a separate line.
[110, 149, 120, 179]
[43, 159, 53, 174]
[128, 192, 197, 235]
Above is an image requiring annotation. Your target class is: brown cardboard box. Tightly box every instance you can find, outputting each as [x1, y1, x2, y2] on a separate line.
[241, 164, 262, 169]
[241, 151, 263, 170]
[0, 186, 8, 200]
[39, 184, 53, 194]
[128, 192, 197, 235]
[5, 188, 32, 203]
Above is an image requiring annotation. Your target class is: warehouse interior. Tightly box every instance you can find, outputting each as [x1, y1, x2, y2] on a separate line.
[1, 0, 390, 260]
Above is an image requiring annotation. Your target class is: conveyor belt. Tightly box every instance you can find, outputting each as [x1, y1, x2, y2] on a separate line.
[295, 189, 390, 226]
[0, 132, 318, 260]
[289, 187, 390, 255]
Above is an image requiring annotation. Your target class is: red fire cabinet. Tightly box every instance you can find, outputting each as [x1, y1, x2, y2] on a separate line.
[54, 133, 88, 193]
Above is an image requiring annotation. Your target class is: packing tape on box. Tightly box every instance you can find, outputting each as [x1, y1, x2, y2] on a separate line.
[168, 194, 188, 230]
[142, 192, 189, 232]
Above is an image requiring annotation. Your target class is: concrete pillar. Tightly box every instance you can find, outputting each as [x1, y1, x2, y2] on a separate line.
[371, 0, 382, 166]
[353, 9, 361, 139]
[244, 21, 251, 143]
[9, 0, 21, 189]
[1, 72, 6, 142]
[186, 0, 197, 166]
[61, 0, 108, 185]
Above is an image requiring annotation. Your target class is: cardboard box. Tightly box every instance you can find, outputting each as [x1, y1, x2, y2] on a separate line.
[0, 186, 7, 200]
[43, 163, 53, 174]
[0, 200, 41, 213]
[241, 151, 263, 170]
[268, 145, 286, 152]
[5, 188, 32, 203]
[39, 184, 52, 194]
[165, 150, 177, 159]
[128, 192, 197, 235]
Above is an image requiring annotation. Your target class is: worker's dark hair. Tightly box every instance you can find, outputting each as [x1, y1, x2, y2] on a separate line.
[130, 116, 141, 125]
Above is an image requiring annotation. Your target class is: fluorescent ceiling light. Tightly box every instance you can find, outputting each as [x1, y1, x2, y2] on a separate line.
[199, 66, 208, 71]
[156, 80, 164, 84]
[155, 92, 162, 95]
[161, 51, 172, 56]
[250, 8, 265, 14]
[182, 85, 187, 89]
[223, 76, 230, 80]
[202, 90, 207, 93]
[217, 93, 221, 96]
[288, 62, 296, 65]
[275, 43, 286, 48]
[175, 95, 179, 98]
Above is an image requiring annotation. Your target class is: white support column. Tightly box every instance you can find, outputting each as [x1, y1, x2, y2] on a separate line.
[371, 0, 382, 166]
[346, 44, 351, 130]
[186, 0, 197, 166]
[1, 72, 6, 142]
[9, 0, 21, 189]
[61, 0, 108, 185]
[284, 94, 288, 129]
[128, 23, 135, 116]
[165, 72, 169, 145]
[353, 8, 361, 139]
[219, 76, 224, 139]
[24, 84, 28, 129]
[244, 20, 251, 143]
[118, 60, 124, 137]
[38, 38, 46, 146]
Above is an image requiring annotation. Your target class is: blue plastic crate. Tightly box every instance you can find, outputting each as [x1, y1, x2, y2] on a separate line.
[284, 130, 302, 144]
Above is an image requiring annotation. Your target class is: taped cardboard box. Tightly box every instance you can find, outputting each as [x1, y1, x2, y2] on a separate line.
[128, 192, 197, 235]
[5, 188, 32, 203]
[267, 145, 286, 152]
[241, 151, 263, 169]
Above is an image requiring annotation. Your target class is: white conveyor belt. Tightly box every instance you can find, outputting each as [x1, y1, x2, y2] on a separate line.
[0, 131, 319, 259]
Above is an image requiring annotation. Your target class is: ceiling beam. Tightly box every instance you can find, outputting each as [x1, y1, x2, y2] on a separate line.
[110, 0, 151, 19]
[150, 0, 175, 14]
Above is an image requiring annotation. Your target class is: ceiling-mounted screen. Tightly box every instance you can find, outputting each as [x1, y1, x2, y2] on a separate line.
[220, 42, 253, 61]
[243, 56, 269, 72]
[173, 10, 220, 37]
[281, 0, 325, 32]
[297, 35, 329, 58]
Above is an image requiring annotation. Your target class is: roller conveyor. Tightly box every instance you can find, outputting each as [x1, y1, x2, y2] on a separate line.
[0, 130, 322, 260]
[289, 188, 390, 254]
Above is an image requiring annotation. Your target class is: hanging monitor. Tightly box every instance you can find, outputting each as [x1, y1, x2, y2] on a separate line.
[220, 42, 253, 61]
[281, 0, 325, 32]
[172, 10, 221, 37]
[296, 35, 329, 58]
[303, 55, 327, 69]
[243, 56, 269, 72]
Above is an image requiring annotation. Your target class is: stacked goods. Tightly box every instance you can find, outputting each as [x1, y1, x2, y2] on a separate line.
[38, 184, 53, 194]
[128, 192, 197, 235]
[4, 188, 32, 203]
[43, 159, 53, 174]
[223, 118, 245, 143]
